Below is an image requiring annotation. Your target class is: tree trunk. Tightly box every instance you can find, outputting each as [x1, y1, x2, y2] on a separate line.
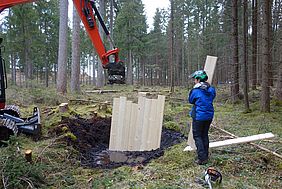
[140, 56, 145, 86]
[56, 0, 68, 94]
[92, 52, 97, 85]
[170, 0, 175, 93]
[260, 0, 271, 112]
[70, 7, 81, 93]
[97, 0, 105, 88]
[231, 0, 240, 103]
[275, 54, 282, 100]
[251, 0, 258, 90]
[243, 0, 250, 111]
[127, 49, 133, 85]
[44, 19, 49, 88]
[11, 54, 16, 85]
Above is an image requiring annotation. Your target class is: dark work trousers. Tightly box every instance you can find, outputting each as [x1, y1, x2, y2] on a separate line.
[192, 119, 212, 161]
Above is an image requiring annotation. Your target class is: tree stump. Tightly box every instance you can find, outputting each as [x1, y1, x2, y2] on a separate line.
[25, 149, 32, 163]
[59, 103, 69, 113]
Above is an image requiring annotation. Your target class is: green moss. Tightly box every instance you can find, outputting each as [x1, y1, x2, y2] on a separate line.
[65, 132, 77, 141]
[164, 121, 181, 132]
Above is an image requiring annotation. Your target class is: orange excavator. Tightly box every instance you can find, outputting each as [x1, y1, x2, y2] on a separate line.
[0, 0, 125, 142]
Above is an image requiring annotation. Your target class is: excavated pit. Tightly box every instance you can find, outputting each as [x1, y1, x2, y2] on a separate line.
[53, 116, 186, 169]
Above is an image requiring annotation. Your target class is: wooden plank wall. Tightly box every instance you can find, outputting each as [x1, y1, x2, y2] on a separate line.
[109, 95, 166, 151]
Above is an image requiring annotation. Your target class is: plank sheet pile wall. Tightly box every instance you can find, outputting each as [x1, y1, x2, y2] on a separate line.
[109, 95, 166, 151]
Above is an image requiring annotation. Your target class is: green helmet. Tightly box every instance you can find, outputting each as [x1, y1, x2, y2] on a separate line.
[191, 70, 208, 81]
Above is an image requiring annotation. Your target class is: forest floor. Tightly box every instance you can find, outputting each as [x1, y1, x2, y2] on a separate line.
[0, 84, 281, 189]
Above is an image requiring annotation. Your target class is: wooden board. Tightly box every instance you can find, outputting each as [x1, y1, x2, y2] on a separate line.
[187, 122, 196, 150]
[133, 96, 146, 150]
[155, 95, 166, 148]
[140, 99, 152, 150]
[184, 133, 275, 151]
[127, 103, 138, 151]
[109, 98, 120, 150]
[146, 99, 158, 150]
[121, 101, 132, 151]
[204, 55, 218, 84]
[115, 97, 127, 151]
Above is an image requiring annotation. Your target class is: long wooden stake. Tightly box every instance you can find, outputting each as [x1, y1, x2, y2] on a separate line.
[212, 124, 282, 159]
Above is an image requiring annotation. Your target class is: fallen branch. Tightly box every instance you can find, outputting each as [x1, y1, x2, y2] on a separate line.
[2, 172, 7, 189]
[19, 177, 34, 188]
[212, 124, 282, 159]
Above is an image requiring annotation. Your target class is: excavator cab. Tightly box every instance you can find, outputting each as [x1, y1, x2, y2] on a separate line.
[0, 38, 41, 143]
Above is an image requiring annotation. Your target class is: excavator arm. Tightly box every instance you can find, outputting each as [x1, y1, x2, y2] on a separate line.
[0, 0, 36, 13]
[0, 0, 125, 84]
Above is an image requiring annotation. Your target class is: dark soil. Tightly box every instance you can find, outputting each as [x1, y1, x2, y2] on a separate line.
[53, 116, 186, 169]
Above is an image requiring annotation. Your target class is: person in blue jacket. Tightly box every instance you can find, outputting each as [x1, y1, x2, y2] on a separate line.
[188, 70, 216, 165]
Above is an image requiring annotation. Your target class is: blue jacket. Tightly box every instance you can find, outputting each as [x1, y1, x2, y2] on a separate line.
[188, 82, 216, 121]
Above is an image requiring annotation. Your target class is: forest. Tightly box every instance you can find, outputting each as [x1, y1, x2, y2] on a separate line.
[0, 0, 281, 188]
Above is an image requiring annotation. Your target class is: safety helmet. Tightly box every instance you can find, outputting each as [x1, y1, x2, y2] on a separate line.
[191, 70, 208, 82]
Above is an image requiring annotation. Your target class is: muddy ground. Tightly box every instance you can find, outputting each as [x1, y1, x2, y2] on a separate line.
[51, 116, 186, 169]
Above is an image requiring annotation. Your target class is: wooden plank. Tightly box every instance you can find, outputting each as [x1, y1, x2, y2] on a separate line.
[140, 99, 152, 151]
[127, 103, 138, 151]
[187, 122, 196, 150]
[155, 95, 166, 149]
[184, 133, 275, 151]
[204, 55, 217, 84]
[85, 90, 118, 94]
[114, 97, 127, 151]
[133, 96, 146, 150]
[146, 99, 158, 150]
[109, 98, 120, 150]
[120, 101, 132, 151]
[212, 125, 282, 159]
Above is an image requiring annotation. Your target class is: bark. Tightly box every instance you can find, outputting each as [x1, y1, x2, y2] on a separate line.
[44, 19, 49, 88]
[92, 52, 97, 86]
[170, 0, 175, 93]
[70, 7, 81, 93]
[140, 56, 145, 86]
[109, 0, 114, 49]
[11, 54, 16, 85]
[97, 0, 105, 87]
[127, 49, 133, 85]
[275, 27, 282, 100]
[251, 0, 258, 90]
[260, 0, 271, 112]
[56, 0, 68, 94]
[231, 0, 240, 103]
[243, 0, 250, 111]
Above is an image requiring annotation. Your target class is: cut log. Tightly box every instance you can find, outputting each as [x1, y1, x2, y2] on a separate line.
[184, 133, 275, 151]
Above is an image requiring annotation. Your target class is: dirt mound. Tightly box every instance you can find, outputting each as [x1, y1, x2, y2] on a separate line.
[53, 116, 186, 169]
